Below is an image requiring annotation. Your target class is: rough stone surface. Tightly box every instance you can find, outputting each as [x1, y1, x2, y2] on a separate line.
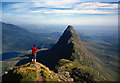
[30, 63, 41, 68]
[57, 67, 74, 82]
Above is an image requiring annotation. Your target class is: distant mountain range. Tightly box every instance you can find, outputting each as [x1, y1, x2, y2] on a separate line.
[1, 23, 118, 82]
[2, 22, 60, 52]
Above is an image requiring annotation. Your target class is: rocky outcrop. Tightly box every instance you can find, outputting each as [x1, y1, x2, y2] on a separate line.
[2, 62, 74, 82]
[57, 67, 74, 82]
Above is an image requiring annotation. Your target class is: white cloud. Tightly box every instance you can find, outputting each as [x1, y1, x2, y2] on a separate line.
[53, 9, 114, 14]
[9, 1, 118, 9]
[32, 0, 76, 8]
[8, 3, 32, 8]
[75, 2, 118, 9]
[8, 2, 118, 15]
[8, 0, 79, 8]
[2, 1, 118, 26]
[1, 0, 120, 2]
[31, 9, 116, 14]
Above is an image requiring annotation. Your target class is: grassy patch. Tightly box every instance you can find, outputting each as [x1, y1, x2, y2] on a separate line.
[57, 59, 106, 81]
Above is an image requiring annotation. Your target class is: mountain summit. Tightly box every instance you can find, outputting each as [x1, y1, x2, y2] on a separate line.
[39, 25, 96, 68]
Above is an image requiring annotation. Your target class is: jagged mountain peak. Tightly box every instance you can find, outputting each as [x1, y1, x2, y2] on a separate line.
[41, 25, 96, 68]
[63, 25, 78, 37]
[54, 25, 85, 51]
[65, 25, 74, 31]
[56, 25, 81, 45]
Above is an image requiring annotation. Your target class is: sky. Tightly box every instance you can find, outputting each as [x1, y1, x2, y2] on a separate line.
[1, 0, 119, 26]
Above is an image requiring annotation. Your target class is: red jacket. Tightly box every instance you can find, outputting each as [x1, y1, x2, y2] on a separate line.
[32, 47, 37, 54]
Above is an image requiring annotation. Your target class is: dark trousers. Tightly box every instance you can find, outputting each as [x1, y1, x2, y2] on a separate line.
[33, 53, 36, 59]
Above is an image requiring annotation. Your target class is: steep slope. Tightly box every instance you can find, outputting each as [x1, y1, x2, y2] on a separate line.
[38, 25, 98, 68]
[2, 22, 36, 52]
[56, 59, 106, 82]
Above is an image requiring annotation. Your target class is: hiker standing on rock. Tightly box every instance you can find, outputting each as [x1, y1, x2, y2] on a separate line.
[32, 44, 37, 63]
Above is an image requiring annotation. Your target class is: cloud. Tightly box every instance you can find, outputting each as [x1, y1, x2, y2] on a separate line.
[8, 3, 31, 8]
[1, 0, 120, 2]
[31, 9, 115, 14]
[8, 0, 79, 9]
[9, 2, 118, 14]
[2, 1, 118, 26]
[29, 2, 118, 15]
[75, 2, 118, 9]
[32, 0, 79, 8]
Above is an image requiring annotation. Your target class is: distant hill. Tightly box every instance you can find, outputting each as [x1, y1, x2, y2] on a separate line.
[2, 22, 59, 52]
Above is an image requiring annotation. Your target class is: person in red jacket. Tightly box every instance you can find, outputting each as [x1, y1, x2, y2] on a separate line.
[32, 44, 37, 63]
